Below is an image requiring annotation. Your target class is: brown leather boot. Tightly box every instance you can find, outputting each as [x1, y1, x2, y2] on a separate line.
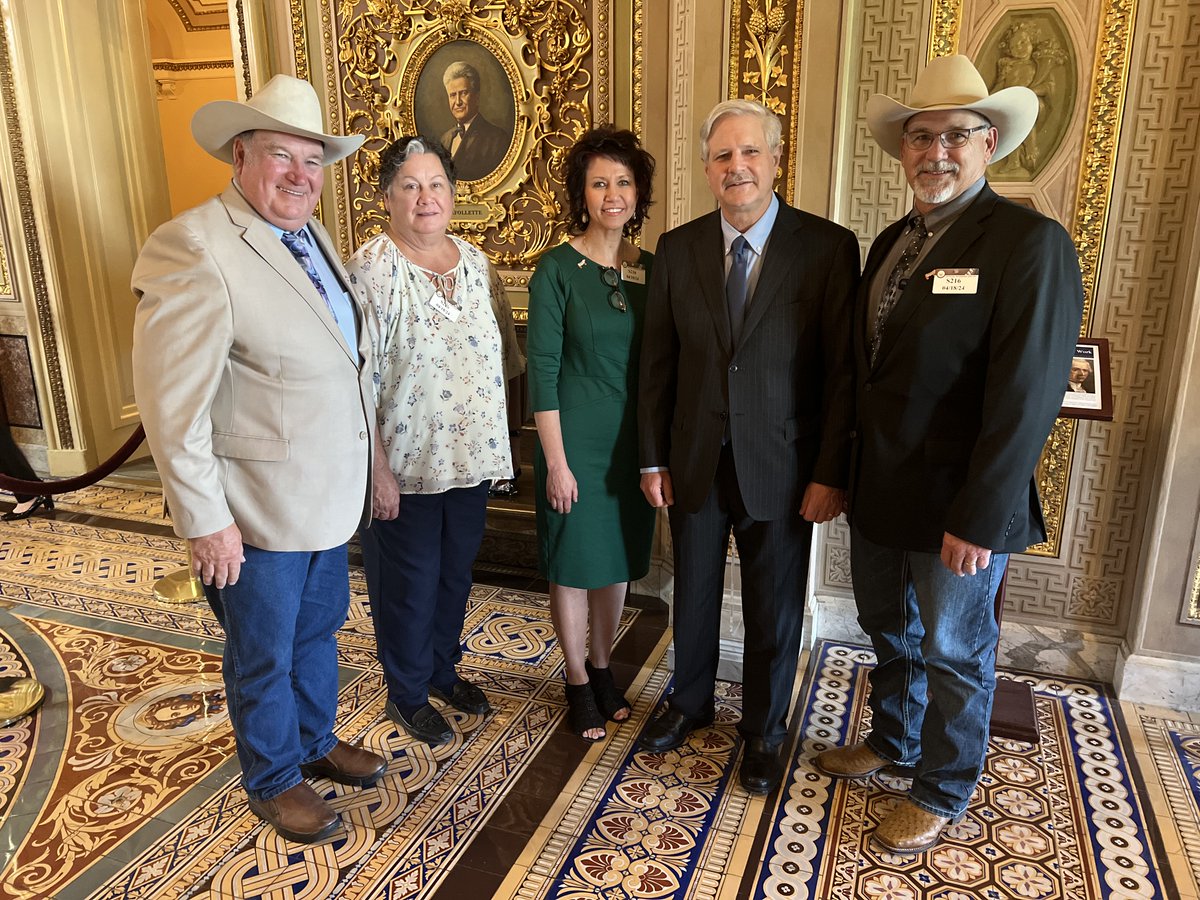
[300, 740, 387, 786]
[247, 782, 342, 843]
[814, 741, 890, 778]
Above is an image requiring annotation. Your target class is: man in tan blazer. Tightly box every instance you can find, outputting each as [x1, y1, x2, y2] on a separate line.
[132, 75, 386, 844]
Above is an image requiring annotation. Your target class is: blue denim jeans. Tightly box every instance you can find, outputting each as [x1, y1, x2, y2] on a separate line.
[850, 525, 1008, 819]
[204, 543, 349, 801]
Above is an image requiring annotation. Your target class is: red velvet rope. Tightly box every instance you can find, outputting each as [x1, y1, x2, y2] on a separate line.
[0, 425, 146, 496]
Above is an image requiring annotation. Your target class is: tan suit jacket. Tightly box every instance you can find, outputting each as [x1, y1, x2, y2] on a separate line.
[132, 185, 374, 551]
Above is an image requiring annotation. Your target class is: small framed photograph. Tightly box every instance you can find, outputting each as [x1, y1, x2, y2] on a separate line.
[1060, 338, 1113, 420]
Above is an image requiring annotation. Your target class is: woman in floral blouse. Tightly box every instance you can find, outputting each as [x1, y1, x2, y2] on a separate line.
[347, 136, 523, 747]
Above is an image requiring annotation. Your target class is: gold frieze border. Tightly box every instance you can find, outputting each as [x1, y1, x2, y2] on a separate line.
[0, 5, 72, 447]
[928, 0, 1134, 557]
[152, 59, 234, 73]
[632, 0, 643, 137]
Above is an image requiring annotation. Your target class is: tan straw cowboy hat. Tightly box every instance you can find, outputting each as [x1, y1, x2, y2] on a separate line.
[191, 74, 363, 164]
[866, 55, 1038, 161]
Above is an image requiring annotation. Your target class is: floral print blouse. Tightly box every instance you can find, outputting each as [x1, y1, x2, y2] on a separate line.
[347, 232, 513, 494]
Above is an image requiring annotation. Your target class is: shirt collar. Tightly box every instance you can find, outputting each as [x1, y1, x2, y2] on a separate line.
[912, 176, 986, 233]
[720, 193, 780, 256]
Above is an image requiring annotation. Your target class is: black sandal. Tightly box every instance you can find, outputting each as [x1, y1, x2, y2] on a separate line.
[565, 681, 606, 742]
[586, 659, 631, 722]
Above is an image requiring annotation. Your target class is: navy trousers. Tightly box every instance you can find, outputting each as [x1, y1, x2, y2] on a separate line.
[360, 483, 489, 713]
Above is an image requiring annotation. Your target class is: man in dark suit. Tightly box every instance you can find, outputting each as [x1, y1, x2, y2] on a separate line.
[439, 61, 509, 181]
[815, 55, 1084, 854]
[638, 99, 859, 794]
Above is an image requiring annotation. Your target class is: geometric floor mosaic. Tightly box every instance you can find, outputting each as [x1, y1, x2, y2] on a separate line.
[2, 487, 1199, 899]
[752, 641, 1170, 900]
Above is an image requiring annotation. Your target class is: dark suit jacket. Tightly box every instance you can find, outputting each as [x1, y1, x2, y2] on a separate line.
[639, 199, 860, 520]
[847, 183, 1084, 553]
[441, 115, 509, 181]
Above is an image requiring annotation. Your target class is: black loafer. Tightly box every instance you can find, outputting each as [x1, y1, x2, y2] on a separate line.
[429, 679, 492, 716]
[739, 737, 784, 794]
[386, 701, 453, 746]
[637, 706, 714, 752]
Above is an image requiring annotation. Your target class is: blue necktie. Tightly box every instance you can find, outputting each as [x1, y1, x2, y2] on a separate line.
[280, 229, 338, 321]
[726, 235, 752, 344]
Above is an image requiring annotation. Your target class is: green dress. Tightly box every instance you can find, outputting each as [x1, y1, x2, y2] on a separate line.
[527, 243, 656, 588]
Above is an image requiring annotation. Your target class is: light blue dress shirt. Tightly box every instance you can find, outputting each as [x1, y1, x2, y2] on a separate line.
[269, 223, 359, 352]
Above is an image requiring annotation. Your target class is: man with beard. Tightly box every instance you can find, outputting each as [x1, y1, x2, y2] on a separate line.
[815, 56, 1083, 853]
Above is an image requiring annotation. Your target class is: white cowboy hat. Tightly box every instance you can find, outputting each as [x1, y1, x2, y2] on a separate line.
[865, 55, 1038, 161]
[191, 74, 363, 164]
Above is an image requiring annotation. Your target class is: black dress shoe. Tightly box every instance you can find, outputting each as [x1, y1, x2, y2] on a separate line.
[739, 738, 784, 794]
[429, 679, 492, 715]
[386, 701, 453, 746]
[2, 496, 53, 521]
[637, 706, 714, 752]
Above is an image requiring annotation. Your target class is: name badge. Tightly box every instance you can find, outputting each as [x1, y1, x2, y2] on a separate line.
[620, 262, 646, 284]
[927, 267, 979, 294]
[427, 292, 462, 322]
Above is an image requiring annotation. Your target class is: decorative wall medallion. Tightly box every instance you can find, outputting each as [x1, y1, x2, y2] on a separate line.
[979, 11, 1076, 182]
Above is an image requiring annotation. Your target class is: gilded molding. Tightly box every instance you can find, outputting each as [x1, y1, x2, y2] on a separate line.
[151, 59, 234, 72]
[593, 1, 611, 125]
[1071, 0, 1137, 336]
[233, 0, 252, 98]
[166, 0, 229, 32]
[727, 0, 804, 199]
[1189, 553, 1200, 623]
[0, 229, 11, 297]
[928, 0, 962, 59]
[289, 0, 309, 81]
[0, 5, 71, 446]
[632, 0, 643, 137]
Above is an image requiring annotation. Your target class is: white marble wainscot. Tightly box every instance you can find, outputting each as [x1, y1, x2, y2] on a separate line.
[1115, 649, 1200, 711]
[809, 592, 1124, 684]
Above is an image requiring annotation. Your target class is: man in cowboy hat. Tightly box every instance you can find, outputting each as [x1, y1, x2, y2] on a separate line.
[132, 74, 387, 844]
[815, 55, 1083, 852]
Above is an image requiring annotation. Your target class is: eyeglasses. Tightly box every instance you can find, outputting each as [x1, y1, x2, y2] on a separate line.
[901, 125, 989, 151]
[599, 266, 627, 312]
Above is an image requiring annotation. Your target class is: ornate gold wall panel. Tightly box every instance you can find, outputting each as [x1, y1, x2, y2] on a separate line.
[726, 0, 805, 198]
[286, 0, 634, 277]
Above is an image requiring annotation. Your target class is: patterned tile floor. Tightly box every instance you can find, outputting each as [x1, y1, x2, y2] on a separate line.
[1, 483, 1198, 899]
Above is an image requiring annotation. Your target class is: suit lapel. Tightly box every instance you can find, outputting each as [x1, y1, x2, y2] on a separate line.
[872, 187, 996, 367]
[221, 187, 355, 361]
[689, 213, 732, 351]
[738, 201, 800, 346]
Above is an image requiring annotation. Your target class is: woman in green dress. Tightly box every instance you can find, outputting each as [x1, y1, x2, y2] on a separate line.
[528, 127, 657, 740]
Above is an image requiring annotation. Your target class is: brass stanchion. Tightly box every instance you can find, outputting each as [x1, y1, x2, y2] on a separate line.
[154, 544, 206, 604]
[0, 677, 45, 728]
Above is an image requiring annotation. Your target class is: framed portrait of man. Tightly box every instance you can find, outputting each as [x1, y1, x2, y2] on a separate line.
[414, 41, 517, 184]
